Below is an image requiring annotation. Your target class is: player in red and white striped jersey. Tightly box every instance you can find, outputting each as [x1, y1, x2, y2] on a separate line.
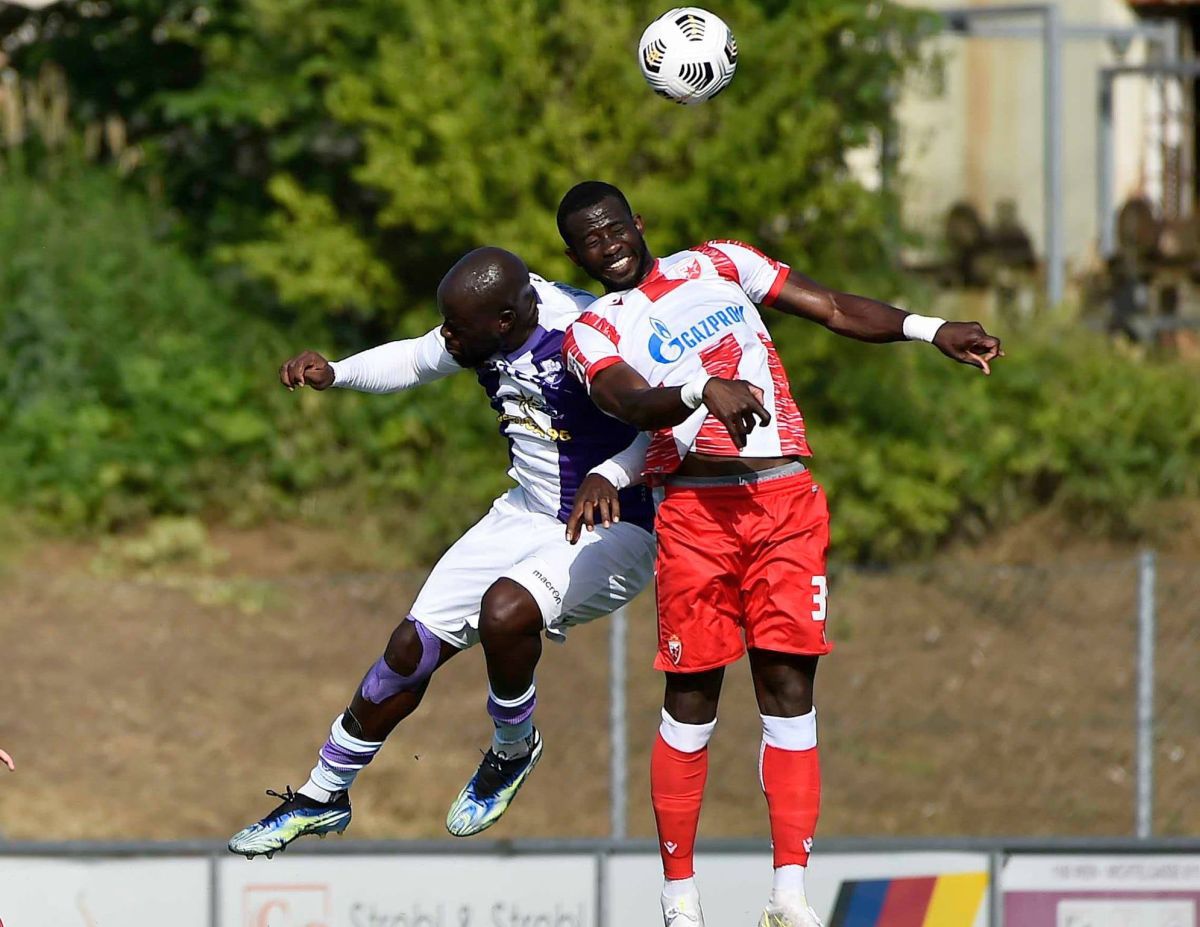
[557, 181, 1002, 927]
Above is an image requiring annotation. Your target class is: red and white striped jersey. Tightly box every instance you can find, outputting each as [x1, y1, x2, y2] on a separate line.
[563, 240, 810, 477]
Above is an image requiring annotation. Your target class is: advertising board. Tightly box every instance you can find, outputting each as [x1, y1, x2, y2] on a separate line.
[219, 854, 597, 927]
[0, 857, 209, 927]
[606, 850, 990, 926]
[1004, 854, 1200, 927]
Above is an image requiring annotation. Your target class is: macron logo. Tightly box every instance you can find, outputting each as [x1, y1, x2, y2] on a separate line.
[664, 841, 678, 855]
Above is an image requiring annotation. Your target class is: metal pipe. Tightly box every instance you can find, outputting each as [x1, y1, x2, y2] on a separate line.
[1045, 3, 1065, 306]
[1136, 549, 1157, 839]
[609, 606, 628, 841]
[1098, 72, 1116, 257]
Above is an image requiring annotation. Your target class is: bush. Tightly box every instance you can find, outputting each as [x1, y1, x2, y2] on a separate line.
[3, 168, 1199, 564]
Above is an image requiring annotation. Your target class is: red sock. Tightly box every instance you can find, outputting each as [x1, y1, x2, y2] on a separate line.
[651, 733, 708, 880]
[760, 743, 821, 867]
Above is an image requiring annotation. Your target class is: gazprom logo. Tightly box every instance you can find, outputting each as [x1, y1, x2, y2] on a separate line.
[648, 318, 684, 364]
[647, 306, 747, 364]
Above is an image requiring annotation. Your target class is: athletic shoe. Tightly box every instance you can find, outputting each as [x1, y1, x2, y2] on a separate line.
[227, 786, 351, 858]
[661, 889, 705, 926]
[757, 893, 824, 927]
[445, 729, 543, 837]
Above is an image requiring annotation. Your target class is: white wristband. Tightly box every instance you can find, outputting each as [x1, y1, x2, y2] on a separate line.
[902, 314, 947, 343]
[679, 374, 713, 410]
[586, 459, 632, 491]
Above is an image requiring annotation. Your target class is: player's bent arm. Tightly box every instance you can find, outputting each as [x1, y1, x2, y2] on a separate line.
[588, 361, 697, 431]
[328, 328, 462, 393]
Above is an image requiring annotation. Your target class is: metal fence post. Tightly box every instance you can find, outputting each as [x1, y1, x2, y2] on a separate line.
[610, 606, 628, 841]
[1136, 549, 1157, 838]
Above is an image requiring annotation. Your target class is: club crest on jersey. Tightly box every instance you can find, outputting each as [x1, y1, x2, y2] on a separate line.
[662, 258, 703, 281]
[646, 305, 748, 364]
[667, 635, 683, 665]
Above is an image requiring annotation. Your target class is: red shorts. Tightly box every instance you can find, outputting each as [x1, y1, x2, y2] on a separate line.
[654, 468, 831, 673]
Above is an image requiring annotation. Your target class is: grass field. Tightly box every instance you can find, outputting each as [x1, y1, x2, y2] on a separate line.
[1, 511, 1197, 843]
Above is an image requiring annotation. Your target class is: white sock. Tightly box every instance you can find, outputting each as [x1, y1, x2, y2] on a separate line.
[298, 714, 384, 801]
[663, 877, 698, 900]
[772, 864, 807, 898]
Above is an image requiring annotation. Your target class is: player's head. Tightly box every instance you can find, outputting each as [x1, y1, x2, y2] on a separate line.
[437, 247, 537, 367]
[557, 181, 653, 293]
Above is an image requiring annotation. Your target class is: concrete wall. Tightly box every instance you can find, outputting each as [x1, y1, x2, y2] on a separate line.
[892, 0, 1176, 273]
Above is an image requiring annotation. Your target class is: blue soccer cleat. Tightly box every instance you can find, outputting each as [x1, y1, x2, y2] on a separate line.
[445, 729, 543, 837]
[227, 786, 351, 859]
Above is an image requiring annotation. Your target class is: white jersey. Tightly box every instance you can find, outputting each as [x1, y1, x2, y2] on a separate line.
[329, 275, 654, 529]
[563, 240, 810, 477]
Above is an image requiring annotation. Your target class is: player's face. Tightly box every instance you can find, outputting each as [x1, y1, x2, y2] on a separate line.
[439, 301, 508, 368]
[564, 198, 653, 292]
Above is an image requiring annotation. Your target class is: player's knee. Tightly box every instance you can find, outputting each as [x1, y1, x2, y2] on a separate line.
[659, 708, 717, 754]
[383, 619, 428, 676]
[360, 616, 443, 704]
[478, 579, 542, 644]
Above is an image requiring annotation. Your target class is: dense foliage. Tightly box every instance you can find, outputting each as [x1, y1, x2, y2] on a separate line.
[2, 0, 929, 321]
[2, 1, 1198, 562]
[3, 169, 1198, 562]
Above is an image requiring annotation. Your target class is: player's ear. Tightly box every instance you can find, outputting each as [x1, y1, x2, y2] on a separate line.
[634, 214, 645, 235]
[565, 247, 583, 268]
[498, 306, 517, 333]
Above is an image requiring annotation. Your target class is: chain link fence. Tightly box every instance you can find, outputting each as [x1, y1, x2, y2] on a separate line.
[0, 552, 1194, 842]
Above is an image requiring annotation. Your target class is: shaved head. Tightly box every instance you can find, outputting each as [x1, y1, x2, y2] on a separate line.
[438, 247, 530, 308]
[436, 247, 538, 368]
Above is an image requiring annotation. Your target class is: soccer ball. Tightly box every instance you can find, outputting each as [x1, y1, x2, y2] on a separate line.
[638, 7, 738, 105]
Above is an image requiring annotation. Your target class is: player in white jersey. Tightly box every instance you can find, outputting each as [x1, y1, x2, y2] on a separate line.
[556, 182, 1002, 927]
[228, 247, 656, 857]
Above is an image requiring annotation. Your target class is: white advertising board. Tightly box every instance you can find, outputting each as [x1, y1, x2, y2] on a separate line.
[606, 851, 990, 926]
[1004, 854, 1200, 927]
[218, 854, 596, 927]
[0, 856, 210, 927]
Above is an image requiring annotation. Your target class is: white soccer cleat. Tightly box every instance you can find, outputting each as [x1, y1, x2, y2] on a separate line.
[758, 891, 824, 927]
[662, 888, 705, 926]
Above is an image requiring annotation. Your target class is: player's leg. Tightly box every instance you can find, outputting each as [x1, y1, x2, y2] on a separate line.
[740, 468, 831, 927]
[656, 669, 724, 927]
[447, 517, 656, 837]
[228, 493, 532, 857]
[749, 650, 823, 927]
[444, 578, 546, 837]
[651, 482, 745, 927]
[227, 615, 459, 858]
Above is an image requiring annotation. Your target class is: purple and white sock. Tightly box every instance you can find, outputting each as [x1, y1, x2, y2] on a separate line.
[488, 683, 536, 759]
[298, 713, 384, 802]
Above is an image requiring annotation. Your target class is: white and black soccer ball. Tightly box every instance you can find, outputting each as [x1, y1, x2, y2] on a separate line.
[638, 7, 738, 105]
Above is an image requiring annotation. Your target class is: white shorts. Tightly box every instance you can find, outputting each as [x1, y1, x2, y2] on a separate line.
[411, 487, 656, 650]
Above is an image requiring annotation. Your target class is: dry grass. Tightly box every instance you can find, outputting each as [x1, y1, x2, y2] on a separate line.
[0, 517, 1197, 842]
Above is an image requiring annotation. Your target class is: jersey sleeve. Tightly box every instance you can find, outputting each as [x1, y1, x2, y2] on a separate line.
[329, 327, 461, 393]
[697, 240, 790, 306]
[563, 310, 623, 392]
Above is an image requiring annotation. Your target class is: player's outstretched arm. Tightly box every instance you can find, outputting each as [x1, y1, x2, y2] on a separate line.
[770, 271, 1004, 374]
[281, 329, 463, 394]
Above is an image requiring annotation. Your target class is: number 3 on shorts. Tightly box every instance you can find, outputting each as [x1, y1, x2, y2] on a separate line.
[811, 576, 828, 622]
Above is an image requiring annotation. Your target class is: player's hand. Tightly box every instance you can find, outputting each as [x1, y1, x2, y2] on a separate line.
[701, 378, 771, 449]
[565, 474, 622, 545]
[0, 748, 13, 771]
[279, 350, 335, 390]
[933, 322, 1004, 375]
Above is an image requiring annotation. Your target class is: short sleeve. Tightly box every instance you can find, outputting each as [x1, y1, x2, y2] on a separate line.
[696, 240, 790, 306]
[563, 310, 623, 392]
